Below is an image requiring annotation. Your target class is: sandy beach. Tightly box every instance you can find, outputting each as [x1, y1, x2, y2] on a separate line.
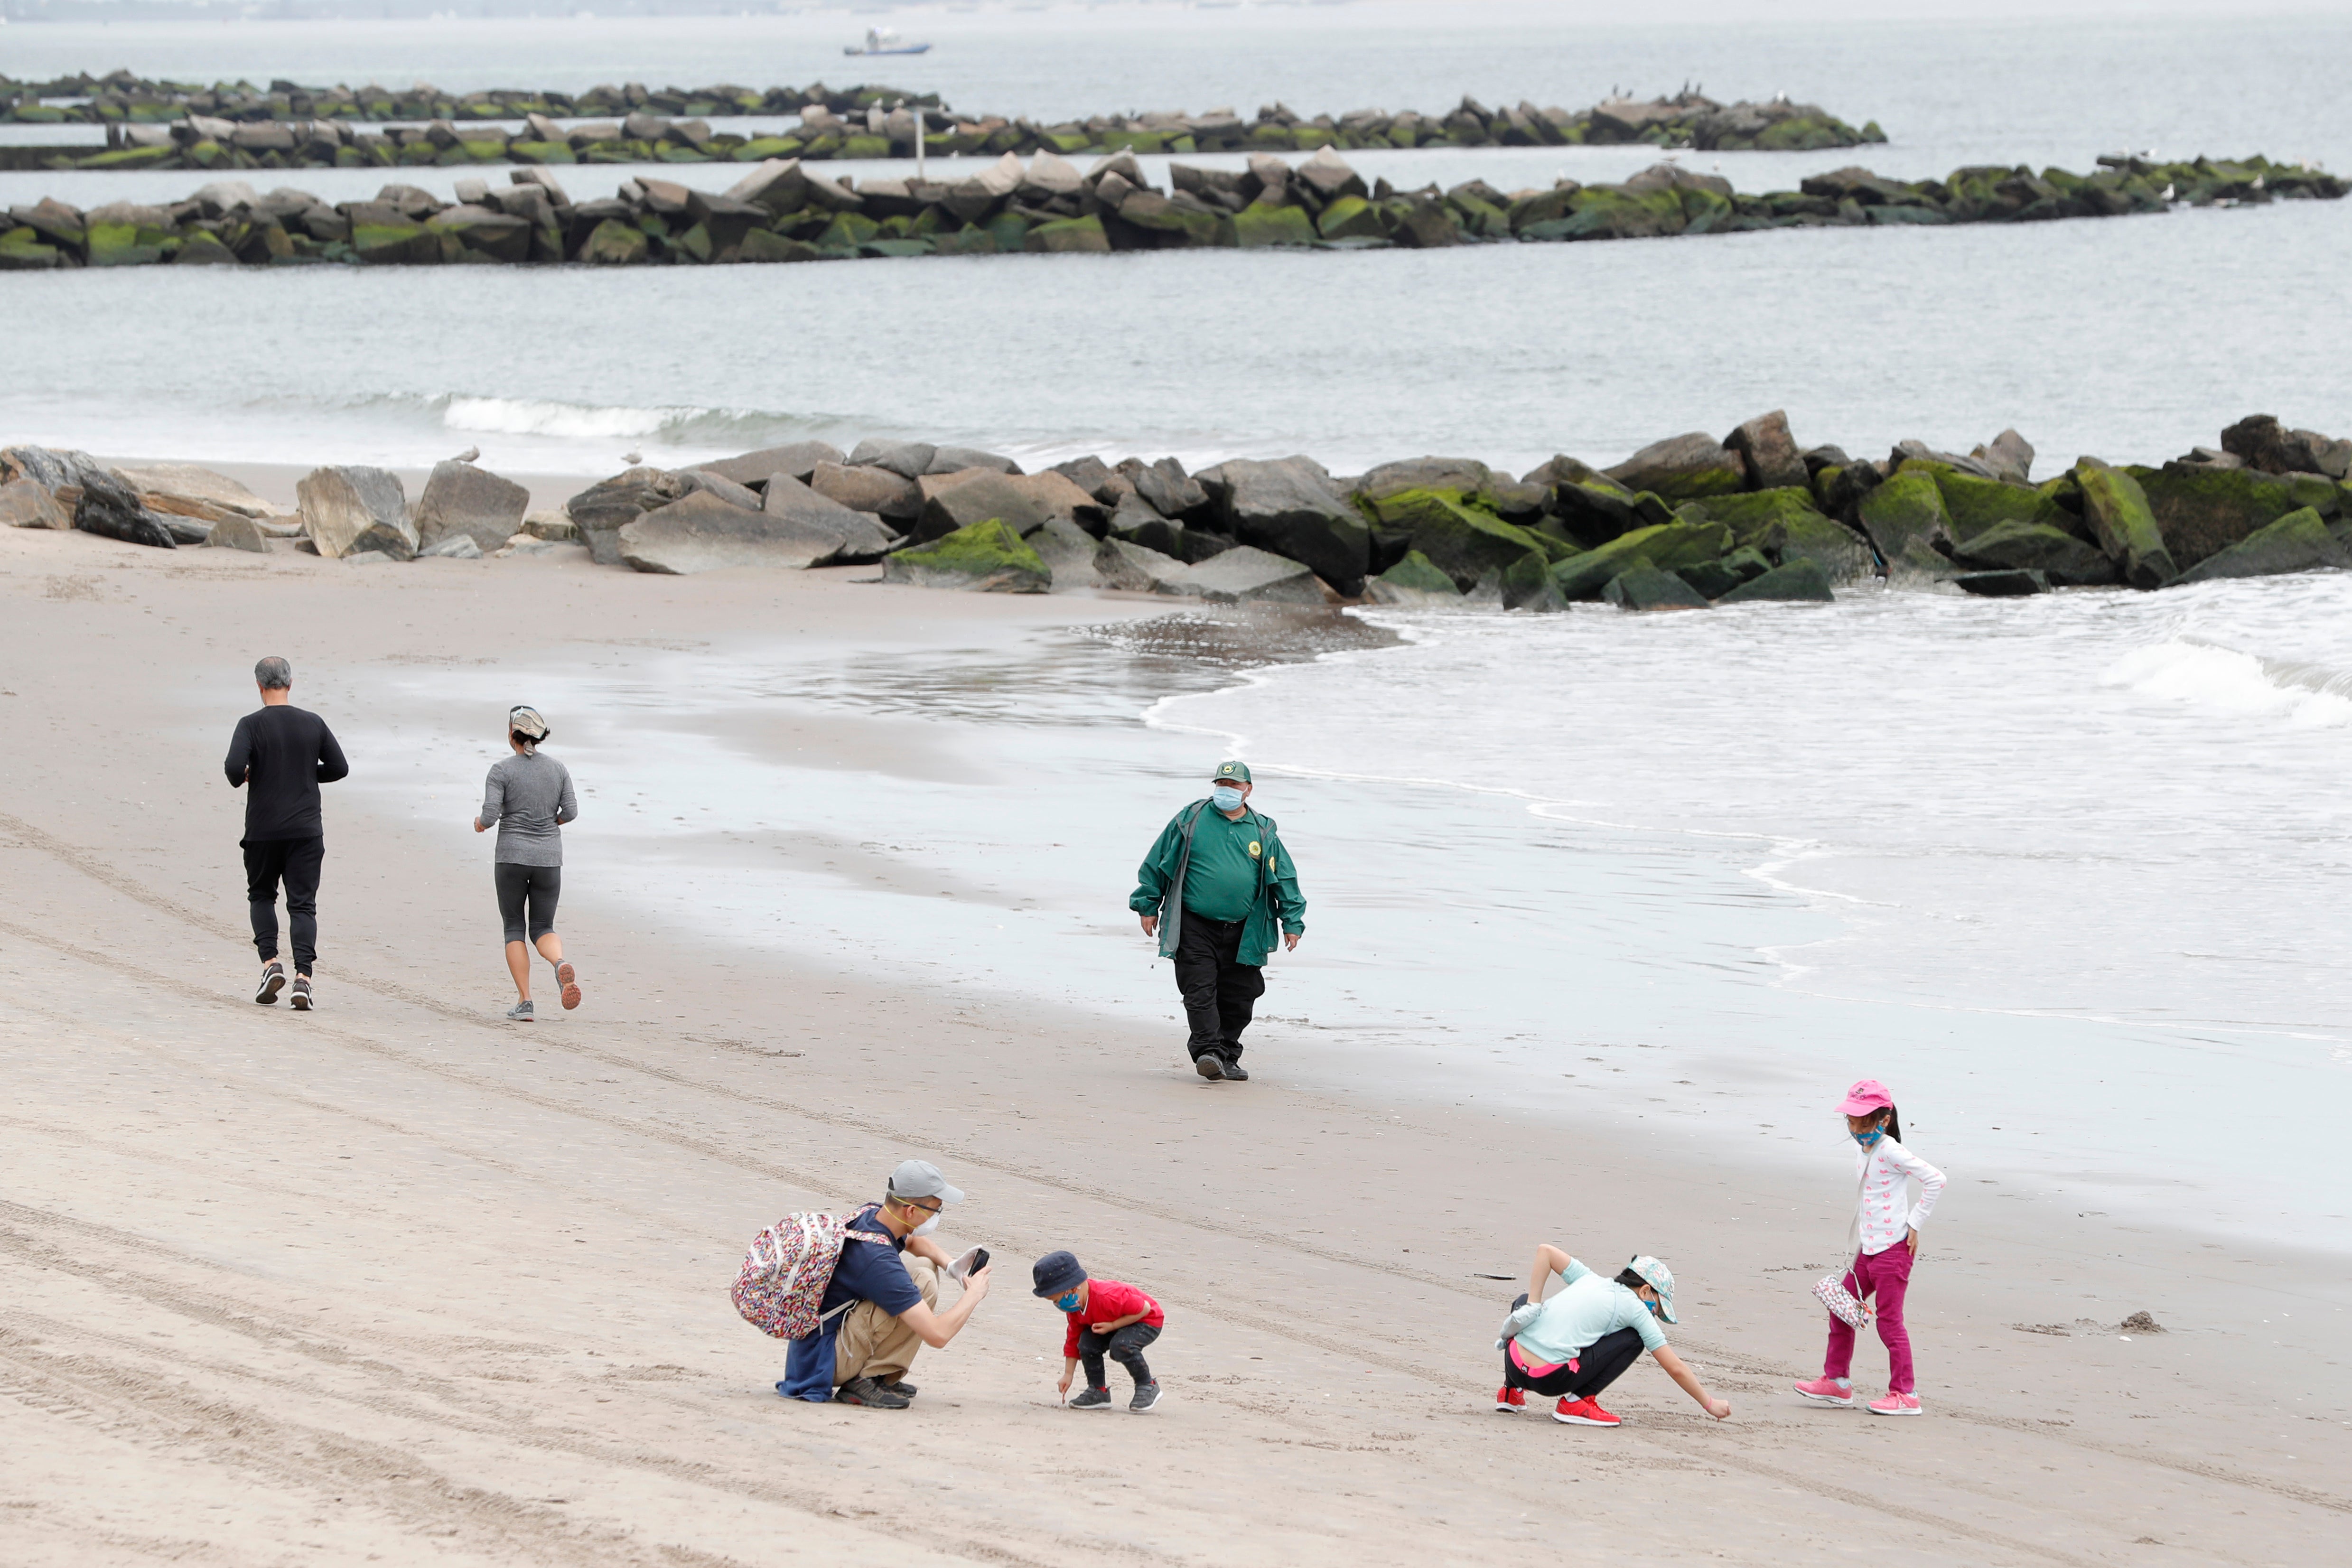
[2, 517, 2347, 1568]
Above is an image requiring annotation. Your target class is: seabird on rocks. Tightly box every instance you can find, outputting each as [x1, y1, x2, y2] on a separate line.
[449, 446, 480, 463]
[622, 449, 643, 465]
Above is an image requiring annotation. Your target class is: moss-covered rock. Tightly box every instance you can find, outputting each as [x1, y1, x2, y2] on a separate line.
[1602, 560, 1710, 610]
[1365, 549, 1462, 602]
[2174, 507, 2347, 584]
[881, 518, 1052, 593]
[1557, 185, 1686, 240]
[1315, 196, 1386, 241]
[1550, 519, 1733, 599]
[1363, 487, 1562, 590]
[2131, 466, 2320, 569]
[1854, 469, 1951, 572]
[579, 217, 649, 264]
[1926, 468, 2050, 546]
[1499, 548, 1567, 611]
[2073, 459, 2177, 588]
[1024, 215, 1111, 253]
[1716, 558, 1836, 603]
[1531, 455, 1650, 544]
[1950, 518, 2116, 585]
[1695, 486, 1873, 581]
[1233, 203, 1317, 248]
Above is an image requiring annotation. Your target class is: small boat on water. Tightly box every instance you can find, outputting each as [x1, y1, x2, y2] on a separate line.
[845, 28, 933, 56]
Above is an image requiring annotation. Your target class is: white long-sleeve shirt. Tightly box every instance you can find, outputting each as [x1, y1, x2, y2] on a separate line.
[1853, 1136, 1945, 1256]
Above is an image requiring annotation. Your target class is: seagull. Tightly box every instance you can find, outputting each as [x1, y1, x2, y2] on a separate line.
[622, 449, 643, 465]
[449, 445, 480, 463]
[2160, 182, 2175, 201]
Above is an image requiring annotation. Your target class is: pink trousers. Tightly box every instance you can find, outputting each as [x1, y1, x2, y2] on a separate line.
[1823, 1243, 1916, 1394]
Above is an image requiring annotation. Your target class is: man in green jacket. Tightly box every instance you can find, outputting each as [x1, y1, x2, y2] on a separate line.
[1129, 761, 1307, 1083]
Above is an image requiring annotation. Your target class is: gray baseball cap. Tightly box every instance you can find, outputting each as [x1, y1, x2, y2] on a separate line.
[887, 1158, 964, 1204]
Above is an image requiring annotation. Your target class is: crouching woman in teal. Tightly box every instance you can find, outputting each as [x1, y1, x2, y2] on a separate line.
[1493, 1246, 1732, 1427]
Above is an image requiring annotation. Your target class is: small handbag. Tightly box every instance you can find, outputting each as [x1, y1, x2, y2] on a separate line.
[1809, 1152, 1876, 1330]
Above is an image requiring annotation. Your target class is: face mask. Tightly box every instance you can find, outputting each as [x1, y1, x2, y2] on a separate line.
[1054, 1291, 1083, 1312]
[1854, 1128, 1884, 1148]
[911, 1214, 941, 1237]
[1211, 784, 1246, 812]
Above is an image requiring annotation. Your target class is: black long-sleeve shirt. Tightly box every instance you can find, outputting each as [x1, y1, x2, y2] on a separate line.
[224, 704, 349, 841]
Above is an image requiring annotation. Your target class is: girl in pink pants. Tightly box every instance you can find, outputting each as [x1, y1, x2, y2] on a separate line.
[1794, 1078, 1945, 1416]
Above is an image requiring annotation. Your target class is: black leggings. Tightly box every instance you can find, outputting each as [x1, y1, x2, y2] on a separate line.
[1501, 1325, 1646, 1402]
[1080, 1322, 1160, 1389]
[495, 863, 561, 945]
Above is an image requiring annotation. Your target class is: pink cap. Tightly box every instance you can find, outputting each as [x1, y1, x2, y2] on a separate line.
[1836, 1078, 1895, 1116]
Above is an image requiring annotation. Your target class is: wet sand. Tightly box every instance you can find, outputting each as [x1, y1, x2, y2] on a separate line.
[1, 520, 2347, 1567]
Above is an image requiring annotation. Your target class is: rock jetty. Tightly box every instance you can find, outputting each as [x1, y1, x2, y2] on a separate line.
[1, 149, 2333, 272]
[9, 414, 2350, 613]
[0, 71, 1875, 170]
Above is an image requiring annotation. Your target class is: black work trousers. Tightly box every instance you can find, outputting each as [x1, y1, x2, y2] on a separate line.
[1172, 911, 1265, 1064]
[1500, 1325, 1646, 1402]
[1079, 1322, 1161, 1389]
[243, 835, 323, 973]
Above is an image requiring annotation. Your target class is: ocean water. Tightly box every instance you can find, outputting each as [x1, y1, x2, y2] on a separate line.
[25, 3, 2352, 1246]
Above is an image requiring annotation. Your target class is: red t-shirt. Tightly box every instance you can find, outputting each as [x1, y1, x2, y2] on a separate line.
[1061, 1279, 1164, 1358]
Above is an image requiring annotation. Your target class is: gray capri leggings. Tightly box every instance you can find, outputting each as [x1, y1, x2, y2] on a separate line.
[494, 863, 561, 944]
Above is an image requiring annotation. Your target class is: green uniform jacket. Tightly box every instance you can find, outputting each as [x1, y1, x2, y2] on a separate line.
[1129, 800, 1307, 966]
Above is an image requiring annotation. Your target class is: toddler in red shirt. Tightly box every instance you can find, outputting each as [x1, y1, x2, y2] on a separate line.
[1032, 1250, 1164, 1411]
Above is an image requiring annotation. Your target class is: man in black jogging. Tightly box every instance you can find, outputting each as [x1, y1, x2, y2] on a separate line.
[224, 656, 349, 1011]
[1129, 761, 1307, 1083]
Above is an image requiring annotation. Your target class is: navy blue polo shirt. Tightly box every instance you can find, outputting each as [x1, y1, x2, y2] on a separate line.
[822, 1206, 922, 1317]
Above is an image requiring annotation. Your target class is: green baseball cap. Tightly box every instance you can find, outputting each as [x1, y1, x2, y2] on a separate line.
[1212, 760, 1252, 783]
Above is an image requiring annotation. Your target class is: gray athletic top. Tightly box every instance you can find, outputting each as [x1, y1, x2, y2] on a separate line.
[479, 751, 577, 866]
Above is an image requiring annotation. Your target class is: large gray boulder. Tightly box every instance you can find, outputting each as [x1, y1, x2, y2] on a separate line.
[810, 460, 924, 524]
[413, 459, 529, 552]
[2, 445, 113, 508]
[1604, 433, 1746, 503]
[418, 532, 484, 559]
[928, 446, 1021, 476]
[1155, 545, 1326, 604]
[848, 439, 937, 480]
[1715, 558, 1835, 603]
[678, 469, 765, 511]
[565, 467, 683, 565]
[1602, 560, 1710, 610]
[2175, 507, 2348, 584]
[618, 489, 843, 574]
[0, 476, 70, 529]
[298, 465, 413, 559]
[915, 469, 1051, 541]
[762, 474, 898, 564]
[698, 440, 846, 486]
[1094, 537, 1191, 593]
[113, 463, 283, 525]
[1197, 456, 1371, 595]
[1124, 457, 1212, 522]
[1725, 411, 1807, 491]
[75, 469, 178, 549]
[1363, 549, 1466, 606]
[1029, 515, 1105, 590]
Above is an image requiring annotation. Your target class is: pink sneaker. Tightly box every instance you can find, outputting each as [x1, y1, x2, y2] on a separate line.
[1792, 1376, 1854, 1406]
[1868, 1391, 1922, 1416]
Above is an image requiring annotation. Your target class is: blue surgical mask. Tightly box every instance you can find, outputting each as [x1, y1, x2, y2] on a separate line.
[1211, 784, 1245, 812]
[1054, 1291, 1083, 1312]
[1854, 1128, 1884, 1148]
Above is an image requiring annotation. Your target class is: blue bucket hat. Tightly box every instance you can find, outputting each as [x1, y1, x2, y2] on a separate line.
[1031, 1251, 1088, 1298]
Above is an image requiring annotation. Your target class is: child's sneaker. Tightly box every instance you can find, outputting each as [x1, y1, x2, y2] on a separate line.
[1793, 1376, 1855, 1406]
[1068, 1385, 1113, 1409]
[1493, 1386, 1526, 1413]
[1129, 1380, 1162, 1412]
[1868, 1391, 1922, 1416]
[1551, 1396, 1620, 1427]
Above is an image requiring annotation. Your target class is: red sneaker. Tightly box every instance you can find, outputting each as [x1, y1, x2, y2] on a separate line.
[1493, 1386, 1526, 1413]
[1551, 1396, 1621, 1427]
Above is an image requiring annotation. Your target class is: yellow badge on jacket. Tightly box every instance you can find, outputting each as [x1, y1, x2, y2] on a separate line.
[1248, 841, 1261, 858]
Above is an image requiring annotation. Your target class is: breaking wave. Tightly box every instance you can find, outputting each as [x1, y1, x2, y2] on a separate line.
[2101, 635, 2352, 727]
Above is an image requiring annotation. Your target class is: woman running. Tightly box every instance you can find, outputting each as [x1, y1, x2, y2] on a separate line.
[473, 705, 579, 1021]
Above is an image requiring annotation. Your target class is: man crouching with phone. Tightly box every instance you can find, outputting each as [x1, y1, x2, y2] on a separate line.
[781, 1159, 992, 1409]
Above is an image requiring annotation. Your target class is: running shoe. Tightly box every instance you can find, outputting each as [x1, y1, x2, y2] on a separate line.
[1193, 1053, 1225, 1081]
[833, 1375, 911, 1409]
[1068, 1385, 1113, 1409]
[1793, 1376, 1855, 1407]
[1219, 1057, 1250, 1081]
[1551, 1396, 1621, 1427]
[879, 1377, 916, 1401]
[1129, 1380, 1163, 1412]
[289, 975, 313, 1012]
[1494, 1386, 1527, 1413]
[1868, 1391, 1922, 1417]
[506, 999, 535, 1023]
[556, 961, 581, 1011]
[255, 961, 285, 1005]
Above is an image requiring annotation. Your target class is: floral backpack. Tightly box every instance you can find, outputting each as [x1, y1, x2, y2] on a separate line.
[730, 1207, 896, 1340]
